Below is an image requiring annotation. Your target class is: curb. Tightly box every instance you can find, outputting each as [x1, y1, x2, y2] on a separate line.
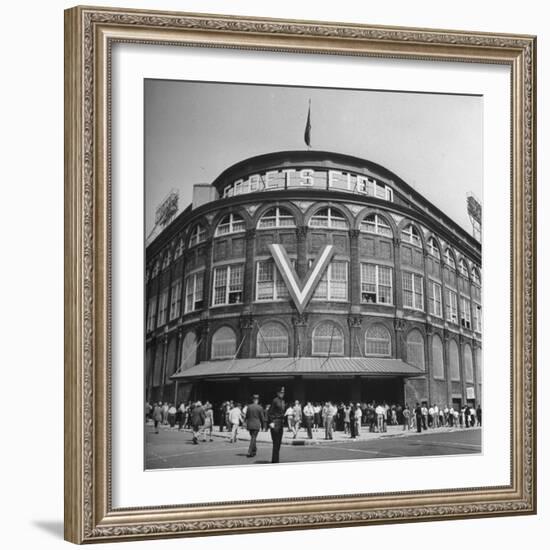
[193, 426, 481, 446]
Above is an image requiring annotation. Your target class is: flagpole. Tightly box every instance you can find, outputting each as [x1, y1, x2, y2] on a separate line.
[304, 98, 312, 151]
[308, 99, 311, 151]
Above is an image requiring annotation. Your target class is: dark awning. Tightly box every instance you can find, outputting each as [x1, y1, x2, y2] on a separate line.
[171, 357, 424, 380]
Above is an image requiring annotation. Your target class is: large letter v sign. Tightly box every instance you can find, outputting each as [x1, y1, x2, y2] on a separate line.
[269, 244, 335, 314]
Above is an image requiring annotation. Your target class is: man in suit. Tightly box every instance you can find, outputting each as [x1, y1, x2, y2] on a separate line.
[414, 402, 423, 433]
[245, 394, 265, 457]
[267, 386, 286, 463]
[190, 401, 206, 444]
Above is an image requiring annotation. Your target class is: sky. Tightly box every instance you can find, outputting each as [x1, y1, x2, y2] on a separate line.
[144, 79, 482, 235]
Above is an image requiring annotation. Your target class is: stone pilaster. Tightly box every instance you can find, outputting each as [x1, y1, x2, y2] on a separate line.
[393, 237, 403, 310]
[347, 315, 363, 357]
[295, 226, 308, 279]
[349, 229, 361, 310]
[292, 313, 308, 358]
[159, 332, 169, 400]
[239, 314, 255, 358]
[243, 229, 256, 305]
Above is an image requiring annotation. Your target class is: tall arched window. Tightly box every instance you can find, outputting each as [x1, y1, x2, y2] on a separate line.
[161, 251, 171, 270]
[365, 325, 391, 356]
[427, 237, 441, 260]
[449, 339, 460, 381]
[180, 332, 197, 371]
[257, 323, 289, 356]
[174, 237, 185, 259]
[165, 337, 178, 379]
[153, 346, 164, 386]
[406, 329, 425, 370]
[188, 224, 207, 247]
[401, 224, 422, 247]
[312, 322, 344, 356]
[360, 214, 392, 237]
[432, 334, 444, 379]
[309, 207, 349, 230]
[464, 343, 474, 383]
[445, 248, 457, 269]
[257, 207, 296, 229]
[472, 266, 481, 285]
[476, 347, 482, 386]
[214, 213, 245, 237]
[151, 260, 160, 279]
[459, 258, 469, 278]
[211, 326, 237, 359]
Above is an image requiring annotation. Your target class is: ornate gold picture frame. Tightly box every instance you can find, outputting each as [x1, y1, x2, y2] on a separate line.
[64, 5, 536, 544]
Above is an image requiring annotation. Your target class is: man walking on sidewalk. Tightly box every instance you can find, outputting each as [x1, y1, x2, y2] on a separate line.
[303, 401, 315, 439]
[323, 401, 336, 440]
[268, 387, 286, 463]
[191, 401, 206, 444]
[228, 402, 243, 443]
[245, 395, 265, 457]
[414, 402, 423, 433]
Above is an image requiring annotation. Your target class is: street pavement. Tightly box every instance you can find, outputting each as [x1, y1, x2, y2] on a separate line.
[145, 424, 482, 469]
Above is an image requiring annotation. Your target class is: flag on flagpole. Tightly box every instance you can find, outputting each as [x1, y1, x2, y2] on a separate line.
[304, 100, 312, 148]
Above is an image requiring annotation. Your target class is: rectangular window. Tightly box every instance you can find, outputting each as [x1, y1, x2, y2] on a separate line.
[428, 280, 442, 317]
[169, 280, 182, 320]
[445, 289, 458, 323]
[184, 272, 204, 313]
[460, 296, 472, 329]
[255, 260, 290, 301]
[313, 261, 348, 301]
[360, 264, 393, 304]
[402, 272, 424, 310]
[157, 289, 169, 327]
[146, 296, 157, 332]
[212, 265, 244, 305]
[473, 303, 482, 332]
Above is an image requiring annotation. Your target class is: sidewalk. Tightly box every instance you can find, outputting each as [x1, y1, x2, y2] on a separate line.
[205, 424, 481, 446]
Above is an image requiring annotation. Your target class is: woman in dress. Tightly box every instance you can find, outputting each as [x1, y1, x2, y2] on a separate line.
[202, 403, 214, 442]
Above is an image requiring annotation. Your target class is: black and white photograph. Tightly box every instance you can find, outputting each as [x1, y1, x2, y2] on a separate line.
[143, 79, 483, 470]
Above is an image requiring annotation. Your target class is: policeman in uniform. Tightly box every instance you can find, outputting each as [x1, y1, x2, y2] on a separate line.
[267, 386, 285, 463]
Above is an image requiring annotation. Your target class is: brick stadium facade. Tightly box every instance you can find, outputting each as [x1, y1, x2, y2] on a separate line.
[145, 151, 482, 411]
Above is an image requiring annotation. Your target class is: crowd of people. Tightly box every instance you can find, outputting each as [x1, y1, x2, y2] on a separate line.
[145, 398, 482, 445]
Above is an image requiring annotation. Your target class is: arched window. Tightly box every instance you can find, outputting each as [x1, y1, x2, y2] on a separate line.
[165, 337, 178, 379]
[401, 224, 422, 247]
[214, 213, 245, 237]
[153, 346, 163, 386]
[472, 266, 481, 285]
[151, 260, 160, 279]
[360, 214, 392, 237]
[257, 323, 289, 356]
[161, 251, 171, 270]
[449, 339, 460, 381]
[464, 343, 474, 383]
[257, 207, 296, 229]
[406, 329, 425, 370]
[427, 237, 441, 260]
[309, 207, 349, 230]
[476, 347, 482, 386]
[211, 326, 237, 359]
[365, 325, 391, 356]
[188, 224, 207, 247]
[459, 258, 469, 278]
[174, 237, 185, 259]
[312, 322, 344, 356]
[432, 334, 444, 379]
[445, 248, 456, 269]
[180, 332, 197, 371]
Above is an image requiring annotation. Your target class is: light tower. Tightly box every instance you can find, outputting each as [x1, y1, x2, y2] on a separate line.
[467, 192, 482, 241]
[146, 189, 179, 245]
